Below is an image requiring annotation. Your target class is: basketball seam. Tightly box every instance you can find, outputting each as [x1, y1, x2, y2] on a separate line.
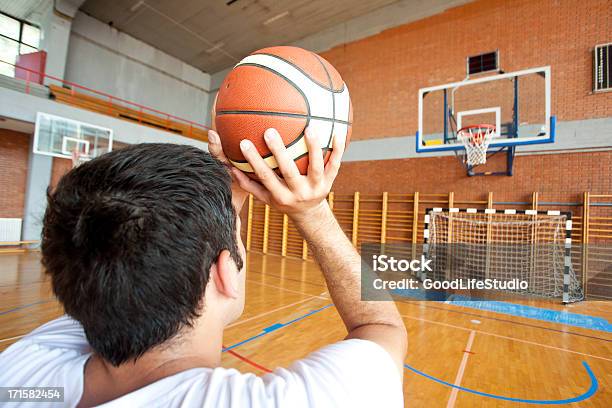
[233, 148, 334, 170]
[216, 110, 351, 126]
[313, 53, 336, 151]
[251, 52, 345, 93]
[218, 63, 311, 162]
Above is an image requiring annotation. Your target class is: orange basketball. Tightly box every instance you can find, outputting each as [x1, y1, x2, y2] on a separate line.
[214, 46, 352, 178]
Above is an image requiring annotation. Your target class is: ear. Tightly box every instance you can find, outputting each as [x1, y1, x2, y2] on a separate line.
[212, 249, 239, 299]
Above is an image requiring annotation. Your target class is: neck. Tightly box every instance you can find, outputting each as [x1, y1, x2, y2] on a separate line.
[80, 316, 224, 406]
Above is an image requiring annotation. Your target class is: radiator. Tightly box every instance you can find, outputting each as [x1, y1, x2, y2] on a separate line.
[0, 218, 22, 242]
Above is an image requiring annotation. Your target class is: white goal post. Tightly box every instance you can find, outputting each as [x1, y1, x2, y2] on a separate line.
[423, 208, 584, 303]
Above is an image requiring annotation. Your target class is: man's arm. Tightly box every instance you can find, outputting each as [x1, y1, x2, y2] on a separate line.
[212, 127, 407, 377]
[292, 202, 407, 376]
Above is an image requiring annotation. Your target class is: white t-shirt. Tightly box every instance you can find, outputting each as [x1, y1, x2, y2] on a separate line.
[0, 316, 403, 407]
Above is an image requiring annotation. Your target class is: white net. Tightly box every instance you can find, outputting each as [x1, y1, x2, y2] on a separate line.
[457, 125, 495, 166]
[425, 210, 584, 303]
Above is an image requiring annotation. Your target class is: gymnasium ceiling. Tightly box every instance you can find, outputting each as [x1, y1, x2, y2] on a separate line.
[79, 0, 401, 73]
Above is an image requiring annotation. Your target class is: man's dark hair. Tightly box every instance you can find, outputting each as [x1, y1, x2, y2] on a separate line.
[42, 143, 243, 366]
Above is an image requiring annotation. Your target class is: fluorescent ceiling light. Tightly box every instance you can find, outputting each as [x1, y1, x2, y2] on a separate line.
[263, 11, 289, 26]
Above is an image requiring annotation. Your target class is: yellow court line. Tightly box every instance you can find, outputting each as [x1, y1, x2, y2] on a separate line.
[401, 314, 612, 363]
[446, 330, 476, 408]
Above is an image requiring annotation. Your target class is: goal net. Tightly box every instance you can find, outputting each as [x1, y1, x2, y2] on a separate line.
[423, 208, 584, 303]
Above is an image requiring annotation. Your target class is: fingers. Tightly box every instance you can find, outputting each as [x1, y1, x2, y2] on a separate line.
[239, 138, 289, 196]
[207, 130, 228, 164]
[263, 128, 301, 187]
[231, 167, 271, 204]
[324, 132, 346, 183]
[305, 127, 324, 180]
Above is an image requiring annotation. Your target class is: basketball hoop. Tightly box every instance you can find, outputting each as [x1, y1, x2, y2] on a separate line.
[457, 124, 496, 166]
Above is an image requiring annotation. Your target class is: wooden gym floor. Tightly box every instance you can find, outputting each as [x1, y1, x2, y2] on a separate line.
[1, 251, 611, 407]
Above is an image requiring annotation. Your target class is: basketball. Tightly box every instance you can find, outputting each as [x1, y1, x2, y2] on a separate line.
[214, 46, 352, 177]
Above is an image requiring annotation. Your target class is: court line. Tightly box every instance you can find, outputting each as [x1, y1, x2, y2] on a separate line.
[0, 334, 25, 344]
[247, 269, 326, 288]
[400, 300, 612, 342]
[219, 298, 601, 404]
[227, 295, 326, 328]
[246, 279, 328, 299]
[448, 299, 612, 332]
[223, 304, 334, 352]
[0, 280, 48, 288]
[404, 361, 598, 404]
[0, 299, 55, 316]
[401, 313, 612, 362]
[224, 347, 272, 373]
[446, 330, 475, 408]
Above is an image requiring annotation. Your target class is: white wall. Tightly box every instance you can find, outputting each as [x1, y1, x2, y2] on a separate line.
[65, 12, 212, 125]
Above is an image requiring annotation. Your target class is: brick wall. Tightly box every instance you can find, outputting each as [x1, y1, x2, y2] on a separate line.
[0, 129, 30, 218]
[333, 150, 612, 201]
[50, 158, 72, 189]
[321, 0, 611, 141]
[318, 0, 611, 200]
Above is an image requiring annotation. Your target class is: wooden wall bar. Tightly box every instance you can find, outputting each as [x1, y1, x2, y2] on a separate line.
[243, 191, 612, 300]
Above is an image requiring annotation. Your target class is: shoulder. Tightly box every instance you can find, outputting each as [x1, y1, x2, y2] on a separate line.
[126, 341, 402, 408]
[0, 315, 90, 393]
[261, 339, 404, 407]
[21, 315, 90, 351]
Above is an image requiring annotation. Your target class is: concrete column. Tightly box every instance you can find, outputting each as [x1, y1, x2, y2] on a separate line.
[35, 0, 75, 80]
[22, 136, 53, 242]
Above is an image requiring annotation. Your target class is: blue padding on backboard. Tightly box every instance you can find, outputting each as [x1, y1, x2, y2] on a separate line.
[416, 115, 557, 153]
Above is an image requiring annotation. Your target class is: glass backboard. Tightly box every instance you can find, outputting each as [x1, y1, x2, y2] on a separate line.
[33, 112, 113, 160]
[416, 66, 554, 152]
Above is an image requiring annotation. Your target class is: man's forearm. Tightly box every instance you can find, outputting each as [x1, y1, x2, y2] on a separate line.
[291, 202, 404, 333]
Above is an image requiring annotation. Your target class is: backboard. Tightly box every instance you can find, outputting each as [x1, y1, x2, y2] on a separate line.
[416, 66, 554, 152]
[34, 112, 113, 160]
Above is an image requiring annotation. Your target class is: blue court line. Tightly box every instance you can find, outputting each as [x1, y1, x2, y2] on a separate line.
[392, 290, 612, 333]
[222, 304, 333, 352]
[404, 361, 598, 404]
[0, 299, 55, 316]
[449, 299, 612, 333]
[221, 299, 599, 404]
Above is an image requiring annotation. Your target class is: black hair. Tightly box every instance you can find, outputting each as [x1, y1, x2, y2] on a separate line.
[41, 143, 243, 366]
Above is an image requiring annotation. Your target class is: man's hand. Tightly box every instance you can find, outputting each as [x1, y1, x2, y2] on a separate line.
[207, 129, 249, 213]
[229, 127, 345, 222]
[214, 125, 407, 379]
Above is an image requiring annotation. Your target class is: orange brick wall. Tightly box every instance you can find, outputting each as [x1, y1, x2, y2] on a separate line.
[50, 158, 73, 190]
[321, 0, 611, 141]
[333, 150, 612, 201]
[319, 0, 611, 200]
[0, 129, 30, 218]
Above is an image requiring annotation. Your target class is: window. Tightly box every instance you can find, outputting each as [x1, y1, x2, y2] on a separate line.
[594, 43, 611, 92]
[0, 12, 41, 77]
[467, 51, 498, 76]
